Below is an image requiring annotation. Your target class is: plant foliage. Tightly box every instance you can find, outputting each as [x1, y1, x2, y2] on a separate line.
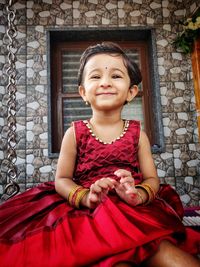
[173, 10, 200, 54]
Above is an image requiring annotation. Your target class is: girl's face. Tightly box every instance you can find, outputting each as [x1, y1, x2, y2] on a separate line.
[79, 54, 138, 112]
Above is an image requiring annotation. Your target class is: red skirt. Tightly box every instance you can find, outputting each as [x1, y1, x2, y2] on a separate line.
[0, 182, 199, 267]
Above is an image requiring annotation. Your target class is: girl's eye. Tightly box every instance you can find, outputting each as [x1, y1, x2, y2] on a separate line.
[112, 74, 122, 79]
[90, 75, 100, 79]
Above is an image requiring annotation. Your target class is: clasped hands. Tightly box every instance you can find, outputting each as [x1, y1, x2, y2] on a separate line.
[85, 169, 143, 209]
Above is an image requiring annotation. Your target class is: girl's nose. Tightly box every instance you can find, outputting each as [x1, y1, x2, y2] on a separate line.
[100, 77, 111, 88]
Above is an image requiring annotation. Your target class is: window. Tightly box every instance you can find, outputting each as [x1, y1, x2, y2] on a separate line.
[48, 29, 164, 157]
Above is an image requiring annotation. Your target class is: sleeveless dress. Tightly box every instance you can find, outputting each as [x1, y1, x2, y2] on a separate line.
[0, 120, 199, 267]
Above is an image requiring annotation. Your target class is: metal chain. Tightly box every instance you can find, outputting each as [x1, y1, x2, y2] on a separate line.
[1, 0, 19, 201]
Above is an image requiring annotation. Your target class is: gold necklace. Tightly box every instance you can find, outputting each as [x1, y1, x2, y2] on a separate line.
[83, 120, 129, 145]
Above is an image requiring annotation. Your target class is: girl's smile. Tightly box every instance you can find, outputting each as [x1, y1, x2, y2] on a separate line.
[96, 92, 116, 95]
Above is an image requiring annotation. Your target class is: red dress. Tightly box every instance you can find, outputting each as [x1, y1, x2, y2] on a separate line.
[0, 120, 199, 267]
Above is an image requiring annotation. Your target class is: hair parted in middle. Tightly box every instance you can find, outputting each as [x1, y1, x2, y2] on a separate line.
[77, 42, 142, 87]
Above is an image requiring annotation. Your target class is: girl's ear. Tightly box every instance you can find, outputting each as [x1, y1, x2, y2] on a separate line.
[79, 85, 86, 101]
[127, 85, 139, 102]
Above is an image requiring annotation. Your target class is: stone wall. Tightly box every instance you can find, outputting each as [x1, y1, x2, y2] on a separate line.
[0, 0, 199, 206]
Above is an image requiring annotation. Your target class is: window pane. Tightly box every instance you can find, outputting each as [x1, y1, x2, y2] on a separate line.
[122, 98, 144, 129]
[63, 97, 92, 132]
[62, 51, 82, 93]
[125, 50, 143, 91]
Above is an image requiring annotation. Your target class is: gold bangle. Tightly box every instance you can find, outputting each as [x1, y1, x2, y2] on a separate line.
[135, 184, 155, 205]
[71, 186, 83, 207]
[68, 185, 82, 205]
[143, 186, 153, 205]
[75, 188, 90, 208]
[142, 183, 156, 204]
[135, 184, 149, 204]
[142, 183, 156, 199]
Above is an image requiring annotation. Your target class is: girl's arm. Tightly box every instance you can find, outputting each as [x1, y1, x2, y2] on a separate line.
[55, 126, 115, 208]
[113, 131, 160, 206]
[55, 126, 78, 199]
[137, 130, 160, 195]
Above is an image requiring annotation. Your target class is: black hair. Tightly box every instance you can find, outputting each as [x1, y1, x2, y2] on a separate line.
[78, 42, 142, 87]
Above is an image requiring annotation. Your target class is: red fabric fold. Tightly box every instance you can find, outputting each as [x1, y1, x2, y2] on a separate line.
[0, 120, 199, 266]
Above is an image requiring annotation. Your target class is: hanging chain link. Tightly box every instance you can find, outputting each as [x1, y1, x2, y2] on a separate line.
[1, 0, 19, 201]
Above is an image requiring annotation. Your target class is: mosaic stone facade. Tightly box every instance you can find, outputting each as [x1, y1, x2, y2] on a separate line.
[0, 0, 200, 206]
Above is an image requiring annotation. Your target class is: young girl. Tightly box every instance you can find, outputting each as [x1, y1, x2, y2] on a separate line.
[0, 42, 199, 267]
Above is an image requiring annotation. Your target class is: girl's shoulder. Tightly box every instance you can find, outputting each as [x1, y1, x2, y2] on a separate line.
[127, 120, 141, 145]
[71, 120, 89, 144]
[128, 119, 141, 126]
[128, 119, 141, 132]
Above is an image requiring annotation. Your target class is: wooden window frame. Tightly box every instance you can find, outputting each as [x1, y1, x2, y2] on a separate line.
[47, 29, 165, 158]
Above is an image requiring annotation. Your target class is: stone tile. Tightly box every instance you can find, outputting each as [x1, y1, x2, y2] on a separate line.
[26, 109, 48, 151]
[1, 1, 26, 26]
[157, 52, 192, 83]
[2, 25, 27, 55]
[155, 25, 180, 54]
[160, 82, 193, 114]
[173, 144, 199, 177]
[0, 148, 25, 188]
[1, 55, 27, 86]
[153, 145, 175, 177]
[162, 0, 185, 24]
[15, 85, 26, 116]
[13, 0, 27, 25]
[119, 0, 162, 26]
[0, 25, 7, 55]
[73, 0, 118, 26]
[15, 116, 26, 150]
[0, 3, 6, 25]
[0, 157, 9, 181]
[0, 85, 7, 117]
[118, 1, 145, 26]
[15, 149, 26, 183]
[26, 149, 54, 183]
[26, 85, 48, 117]
[27, 0, 73, 26]
[176, 176, 200, 207]
[163, 115, 194, 144]
[0, 54, 7, 86]
[27, 54, 47, 85]
[14, 25, 27, 55]
[27, 26, 46, 54]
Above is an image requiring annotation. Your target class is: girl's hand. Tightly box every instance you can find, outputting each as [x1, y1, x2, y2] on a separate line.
[84, 178, 116, 209]
[114, 169, 142, 206]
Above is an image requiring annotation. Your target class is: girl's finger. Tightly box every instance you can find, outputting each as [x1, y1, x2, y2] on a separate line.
[124, 183, 137, 194]
[90, 183, 102, 193]
[120, 177, 135, 185]
[114, 169, 132, 178]
[88, 192, 99, 202]
[96, 178, 116, 189]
